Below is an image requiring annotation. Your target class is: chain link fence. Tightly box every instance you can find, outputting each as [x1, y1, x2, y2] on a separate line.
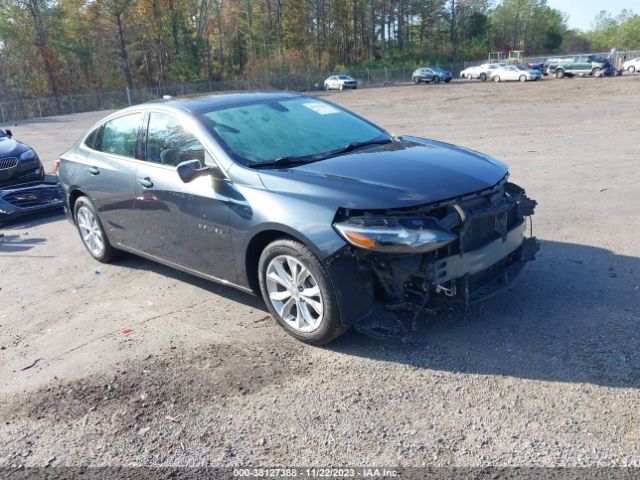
[1, 50, 637, 123]
[0, 65, 469, 124]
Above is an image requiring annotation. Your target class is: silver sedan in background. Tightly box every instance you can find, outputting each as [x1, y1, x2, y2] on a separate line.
[324, 74, 358, 90]
[491, 65, 542, 82]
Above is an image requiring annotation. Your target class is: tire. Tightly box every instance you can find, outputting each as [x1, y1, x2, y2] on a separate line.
[433, 76, 440, 84]
[628, 66, 636, 73]
[324, 83, 329, 90]
[519, 75, 527, 82]
[74, 196, 119, 263]
[413, 77, 420, 84]
[339, 83, 343, 91]
[556, 69, 565, 79]
[592, 67, 601, 77]
[493, 75, 500, 82]
[480, 73, 487, 82]
[258, 239, 346, 345]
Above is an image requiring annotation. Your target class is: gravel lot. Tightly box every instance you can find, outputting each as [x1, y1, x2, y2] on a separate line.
[1, 76, 639, 469]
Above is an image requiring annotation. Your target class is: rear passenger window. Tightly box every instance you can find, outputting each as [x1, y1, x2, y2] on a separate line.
[84, 126, 102, 150]
[101, 113, 143, 158]
[145, 112, 205, 167]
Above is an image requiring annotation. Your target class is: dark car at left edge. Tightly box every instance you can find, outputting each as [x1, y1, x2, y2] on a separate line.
[0, 128, 63, 223]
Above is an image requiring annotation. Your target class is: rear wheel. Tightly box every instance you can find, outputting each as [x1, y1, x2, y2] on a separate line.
[74, 196, 119, 263]
[258, 239, 346, 345]
[480, 73, 487, 81]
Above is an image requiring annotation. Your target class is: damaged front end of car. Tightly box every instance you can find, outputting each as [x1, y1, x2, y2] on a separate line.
[327, 176, 539, 336]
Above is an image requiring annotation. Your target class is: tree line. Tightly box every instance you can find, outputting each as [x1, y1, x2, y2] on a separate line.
[0, 0, 638, 101]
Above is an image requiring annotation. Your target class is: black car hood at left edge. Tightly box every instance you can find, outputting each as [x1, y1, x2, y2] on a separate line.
[0, 136, 30, 158]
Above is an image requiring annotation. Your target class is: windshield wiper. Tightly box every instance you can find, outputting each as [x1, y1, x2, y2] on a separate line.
[248, 137, 393, 169]
[248, 156, 313, 169]
[327, 138, 393, 157]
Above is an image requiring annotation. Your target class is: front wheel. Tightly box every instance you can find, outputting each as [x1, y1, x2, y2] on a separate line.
[480, 73, 487, 81]
[519, 75, 527, 82]
[592, 67, 601, 77]
[74, 196, 119, 263]
[628, 66, 636, 73]
[493, 75, 500, 82]
[413, 77, 420, 84]
[433, 76, 440, 84]
[339, 83, 344, 91]
[556, 69, 565, 79]
[258, 239, 346, 345]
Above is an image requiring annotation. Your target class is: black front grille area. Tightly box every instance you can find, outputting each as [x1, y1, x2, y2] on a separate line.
[0, 157, 18, 170]
[2, 186, 62, 208]
[460, 215, 500, 251]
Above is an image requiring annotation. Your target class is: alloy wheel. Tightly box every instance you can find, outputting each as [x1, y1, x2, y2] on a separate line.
[265, 255, 324, 333]
[77, 205, 105, 257]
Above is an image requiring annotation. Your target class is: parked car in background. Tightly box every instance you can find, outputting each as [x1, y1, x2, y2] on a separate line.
[527, 62, 544, 73]
[412, 67, 451, 84]
[0, 128, 63, 223]
[491, 65, 541, 82]
[431, 67, 452, 83]
[324, 74, 357, 90]
[460, 63, 503, 81]
[412, 67, 438, 84]
[594, 63, 622, 77]
[57, 92, 538, 345]
[552, 55, 609, 78]
[623, 57, 640, 73]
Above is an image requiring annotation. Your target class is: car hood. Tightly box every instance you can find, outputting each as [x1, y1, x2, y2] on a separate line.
[257, 138, 508, 209]
[0, 137, 29, 158]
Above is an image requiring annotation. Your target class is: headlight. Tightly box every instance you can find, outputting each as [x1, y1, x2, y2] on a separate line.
[19, 149, 36, 161]
[333, 216, 457, 253]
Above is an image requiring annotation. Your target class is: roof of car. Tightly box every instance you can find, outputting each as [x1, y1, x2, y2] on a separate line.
[160, 91, 302, 113]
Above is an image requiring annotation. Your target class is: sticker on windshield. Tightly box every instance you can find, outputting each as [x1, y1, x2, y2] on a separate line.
[303, 102, 340, 115]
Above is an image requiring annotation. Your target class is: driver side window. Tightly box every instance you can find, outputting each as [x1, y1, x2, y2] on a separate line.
[145, 112, 205, 167]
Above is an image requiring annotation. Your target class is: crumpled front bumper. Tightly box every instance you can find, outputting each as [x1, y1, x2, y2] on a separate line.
[430, 221, 539, 304]
[0, 175, 64, 223]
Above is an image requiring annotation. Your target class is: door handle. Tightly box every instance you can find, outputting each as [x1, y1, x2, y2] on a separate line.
[137, 177, 153, 188]
[88, 166, 100, 175]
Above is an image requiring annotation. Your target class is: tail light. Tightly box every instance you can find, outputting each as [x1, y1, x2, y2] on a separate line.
[54, 158, 61, 173]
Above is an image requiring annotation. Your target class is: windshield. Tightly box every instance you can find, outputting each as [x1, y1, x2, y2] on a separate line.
[516, 65, 528, 71]
[337, 75, 351, 80]
[0, 130, 6, 138]
[199, 97, 388, 165]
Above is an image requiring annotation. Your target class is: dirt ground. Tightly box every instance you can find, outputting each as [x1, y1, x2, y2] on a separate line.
[1, 76, 639, 469]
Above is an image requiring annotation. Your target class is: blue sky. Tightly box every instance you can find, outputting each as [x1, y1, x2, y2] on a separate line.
[546, 0, 636, 31]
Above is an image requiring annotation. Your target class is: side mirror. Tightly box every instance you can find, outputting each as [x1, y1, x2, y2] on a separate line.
[4, 129, 12, 138]
[176, 159, 225, 183]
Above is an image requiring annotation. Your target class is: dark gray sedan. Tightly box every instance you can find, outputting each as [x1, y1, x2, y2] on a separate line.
[58, 92, 538, 344]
